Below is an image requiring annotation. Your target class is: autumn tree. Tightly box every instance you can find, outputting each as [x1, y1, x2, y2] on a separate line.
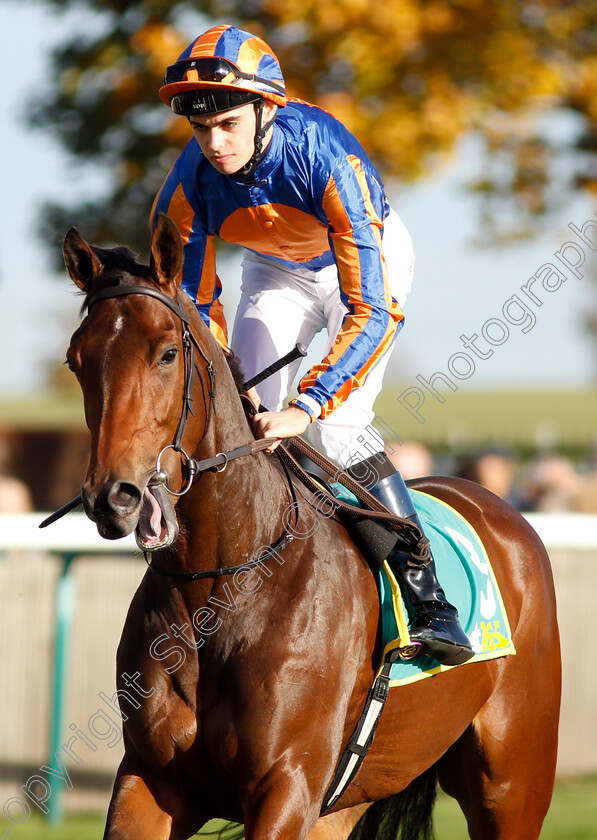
[16, 0, 597, 258]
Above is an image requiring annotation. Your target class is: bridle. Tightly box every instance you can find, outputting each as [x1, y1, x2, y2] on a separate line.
[86, 282, 298, 579]
[87, 284, 217, 492]
[87, 284, 280, 491]
[69, 282, 420, 584]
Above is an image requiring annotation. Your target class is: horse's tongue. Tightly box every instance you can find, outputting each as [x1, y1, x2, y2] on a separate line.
[139, 487, 163, 539]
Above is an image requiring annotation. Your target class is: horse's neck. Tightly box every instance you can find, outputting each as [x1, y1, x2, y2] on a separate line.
[212, 405, 289, 529]
[180, 359, 291, 563]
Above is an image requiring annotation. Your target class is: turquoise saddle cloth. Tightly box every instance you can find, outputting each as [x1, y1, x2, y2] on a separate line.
[333, 485, 516, 686]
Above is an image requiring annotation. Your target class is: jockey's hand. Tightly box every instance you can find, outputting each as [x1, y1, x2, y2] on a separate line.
[252, 406, 311, 452]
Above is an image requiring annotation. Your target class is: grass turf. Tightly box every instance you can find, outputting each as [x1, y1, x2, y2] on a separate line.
[2, 777, 596, 839]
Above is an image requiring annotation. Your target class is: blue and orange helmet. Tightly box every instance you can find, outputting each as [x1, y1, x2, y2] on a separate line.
[160, 25, 287, 116]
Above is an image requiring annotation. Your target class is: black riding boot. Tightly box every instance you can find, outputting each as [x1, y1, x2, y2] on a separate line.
[349, 455, 474, 667]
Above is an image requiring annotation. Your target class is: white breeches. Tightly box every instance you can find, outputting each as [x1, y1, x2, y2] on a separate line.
[230, 208, 415, 468]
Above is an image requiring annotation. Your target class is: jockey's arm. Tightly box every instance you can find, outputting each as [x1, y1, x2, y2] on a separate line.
[251, 160, 402, 447]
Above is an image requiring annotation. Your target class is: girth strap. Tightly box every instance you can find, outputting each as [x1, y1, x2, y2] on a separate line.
[319, 656, 395, 815]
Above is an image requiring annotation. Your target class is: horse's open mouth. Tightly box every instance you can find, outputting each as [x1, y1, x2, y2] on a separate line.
[136, 483, 179, 551]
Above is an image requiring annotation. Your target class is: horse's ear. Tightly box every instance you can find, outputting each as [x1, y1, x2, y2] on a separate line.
[150, 213, 184, 288]
[63, 228, 102, 291]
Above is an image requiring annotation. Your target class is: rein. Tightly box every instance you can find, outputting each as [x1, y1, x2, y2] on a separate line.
[143, 444, 300, 581]
[55, 283, 423, 581]
[279, 439, 427, 555]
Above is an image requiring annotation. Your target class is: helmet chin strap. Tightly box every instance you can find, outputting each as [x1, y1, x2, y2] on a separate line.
[236, 99, 276, 179]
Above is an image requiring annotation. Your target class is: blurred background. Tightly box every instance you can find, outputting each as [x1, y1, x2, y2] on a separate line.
[1, 0, 596, 837]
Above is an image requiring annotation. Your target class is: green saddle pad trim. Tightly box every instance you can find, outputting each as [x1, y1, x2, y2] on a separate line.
[331, 483, 516, 687]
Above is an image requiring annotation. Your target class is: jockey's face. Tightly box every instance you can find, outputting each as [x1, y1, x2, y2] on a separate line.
[189, 100, 277, 175]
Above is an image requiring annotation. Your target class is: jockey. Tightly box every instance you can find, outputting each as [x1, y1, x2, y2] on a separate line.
[153, 24, 473, 666]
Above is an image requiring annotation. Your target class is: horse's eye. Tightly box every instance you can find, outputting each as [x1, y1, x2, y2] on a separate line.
[159, 348, 178, 366]
[65, 358, 77, 374]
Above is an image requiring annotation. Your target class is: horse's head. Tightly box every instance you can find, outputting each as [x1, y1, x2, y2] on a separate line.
[64, 214, 209, 550]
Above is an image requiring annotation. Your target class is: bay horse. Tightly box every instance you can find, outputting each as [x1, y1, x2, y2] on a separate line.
[63, 214, 560, 840]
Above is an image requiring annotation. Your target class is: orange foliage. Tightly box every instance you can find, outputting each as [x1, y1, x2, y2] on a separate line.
[39, 0, 597, 254]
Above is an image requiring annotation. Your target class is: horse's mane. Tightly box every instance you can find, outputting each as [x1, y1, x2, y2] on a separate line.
[83, 244, 247, 392]
[226, 352, 246, 393]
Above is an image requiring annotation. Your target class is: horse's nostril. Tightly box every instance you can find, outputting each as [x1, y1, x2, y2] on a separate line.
[108, 482, 142, 514]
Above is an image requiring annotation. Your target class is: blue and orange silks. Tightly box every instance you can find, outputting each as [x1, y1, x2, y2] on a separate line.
[151, 99, 404, 421]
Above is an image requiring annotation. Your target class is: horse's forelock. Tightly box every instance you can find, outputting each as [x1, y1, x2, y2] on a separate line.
[91, 244, 149, 275]
[79, 245, 153, 312]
